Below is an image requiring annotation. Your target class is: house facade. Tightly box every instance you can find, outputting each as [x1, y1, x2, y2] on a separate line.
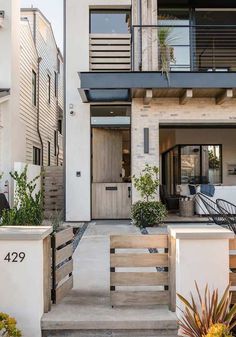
[65, 0, 236, 222]
[0, 1, 63, 203]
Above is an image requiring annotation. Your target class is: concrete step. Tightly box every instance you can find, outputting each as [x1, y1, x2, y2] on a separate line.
[42, 329, 178, 337]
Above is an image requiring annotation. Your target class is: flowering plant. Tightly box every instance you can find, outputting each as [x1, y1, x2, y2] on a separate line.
[177, 283, 236, 337]
[0, 312, 21, 337]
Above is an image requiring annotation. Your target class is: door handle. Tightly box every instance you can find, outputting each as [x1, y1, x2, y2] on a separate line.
[128, 186, 131, 198]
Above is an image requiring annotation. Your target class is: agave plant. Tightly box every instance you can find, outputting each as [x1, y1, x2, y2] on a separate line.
[177, 283, 236, 337]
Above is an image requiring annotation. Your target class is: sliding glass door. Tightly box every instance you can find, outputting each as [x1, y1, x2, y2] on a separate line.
[162, 144, 222, 193]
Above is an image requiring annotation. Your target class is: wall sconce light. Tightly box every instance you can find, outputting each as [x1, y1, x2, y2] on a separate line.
[0, 11, 5, 28]
[144, 128, 149, 154]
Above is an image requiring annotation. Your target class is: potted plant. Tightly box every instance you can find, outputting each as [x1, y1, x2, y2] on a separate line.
[177, 283, 236, 337]
[1, 166, 43, 226]
[0, 312, 21, 337]
[131, 164, 167, 228]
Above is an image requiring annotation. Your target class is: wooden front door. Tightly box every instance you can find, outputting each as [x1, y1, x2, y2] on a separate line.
[92, 128, 131, 219]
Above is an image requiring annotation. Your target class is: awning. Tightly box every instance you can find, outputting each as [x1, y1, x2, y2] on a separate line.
[78, 72, 236, 103]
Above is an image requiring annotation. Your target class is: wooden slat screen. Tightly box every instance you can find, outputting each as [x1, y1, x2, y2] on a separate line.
[229, 238, 236, 303]
[52, 228, 74, 304]
[90, 34, 131, 71]
[110, 234, 169, 307]
[42, 166, 64, 219]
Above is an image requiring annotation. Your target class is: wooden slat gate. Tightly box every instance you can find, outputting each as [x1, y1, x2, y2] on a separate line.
[110, 234, 170, 307]
[229, 238, 236, 303]
[51, 228, 74, 304]
[42, 166, 64, 219]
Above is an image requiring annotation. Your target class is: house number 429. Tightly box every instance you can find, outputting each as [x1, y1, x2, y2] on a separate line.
[4, 252, 26, 263]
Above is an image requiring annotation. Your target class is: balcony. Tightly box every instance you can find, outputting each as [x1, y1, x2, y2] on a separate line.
[80, 25, 236, 102]
[132, 24, 236, 72]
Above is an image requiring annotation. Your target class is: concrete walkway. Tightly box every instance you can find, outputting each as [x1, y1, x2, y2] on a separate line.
[42, 222, 177, 332]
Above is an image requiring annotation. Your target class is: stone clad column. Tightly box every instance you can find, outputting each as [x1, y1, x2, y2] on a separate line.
[132, 99, 160, 202]
[132, 0, 158, 71]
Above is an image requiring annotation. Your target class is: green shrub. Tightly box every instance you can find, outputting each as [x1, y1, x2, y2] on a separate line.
[0, 312, 22, 337]
[131, 165, 167, 227]
[1, 166, 43, 226]
[131, 200, 167, 228]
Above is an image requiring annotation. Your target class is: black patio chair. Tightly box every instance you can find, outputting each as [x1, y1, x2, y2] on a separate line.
[0, 193, 10, 218]
[195, 193, 231, 229]
[216, 199, 236, 234]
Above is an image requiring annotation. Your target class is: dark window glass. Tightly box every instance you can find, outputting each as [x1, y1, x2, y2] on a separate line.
[90, 10, 131, 34]
[48, 141, 51, 166]
[54, 131, 58, 156]
[33, 146, 41, 166]
[195, 10, 236, 25]
[47, 75, 51, 104]
[32, 70, 37, 106]
[58, 119, 62, 134]
[54, 71, 58, 98]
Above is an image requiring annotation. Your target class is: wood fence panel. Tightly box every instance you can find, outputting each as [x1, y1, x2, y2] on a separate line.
[111, 291, 169, 306]
[110, 235, 168, 249]
[110, 234, 170, 307]
[43, 236, 51, 313]
[42, 166, 64, 219]
[52, 228, 74, 304]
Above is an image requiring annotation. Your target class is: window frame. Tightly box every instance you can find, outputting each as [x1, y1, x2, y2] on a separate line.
[33, 146, 41, 166]
[54, 71, 58, 98]
[89, 8, 131, 34]
[47, 74, 51, 104]
[32, 70, 37, 106]
[47, 141, 51, 166]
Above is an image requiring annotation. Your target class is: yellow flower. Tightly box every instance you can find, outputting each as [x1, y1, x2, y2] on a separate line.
[205, 323, 233, 337]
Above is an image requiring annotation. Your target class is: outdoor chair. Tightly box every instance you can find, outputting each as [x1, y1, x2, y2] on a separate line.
[216, 199, 236, 234]
[0, 193, 10, 218]
[160, 185, 180, 211]
[195, 193, 231, 229]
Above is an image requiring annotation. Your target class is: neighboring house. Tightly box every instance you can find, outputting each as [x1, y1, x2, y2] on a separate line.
[65, 0, 236, 222]
[0, 0, 63, 204]
[20, 8, 64, 167]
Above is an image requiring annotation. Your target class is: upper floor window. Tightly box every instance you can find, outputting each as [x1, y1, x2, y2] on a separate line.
[54, 71, 58, 98]
[33, 146, 41, 166]
[47, 74, 51, 104]
[32, 70, 37, 106]
[90, 9, 131, 34]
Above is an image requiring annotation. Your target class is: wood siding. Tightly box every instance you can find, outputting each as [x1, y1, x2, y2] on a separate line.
[20, 11, 63, 166]
[89, 34, 131, 71]
[110, 234, 170, 307]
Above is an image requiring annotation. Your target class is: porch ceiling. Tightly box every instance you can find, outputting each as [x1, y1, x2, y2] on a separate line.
[133, 88, 236, 99]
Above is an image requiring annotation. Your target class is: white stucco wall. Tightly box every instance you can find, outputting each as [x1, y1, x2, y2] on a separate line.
[65, 0, 131, 221]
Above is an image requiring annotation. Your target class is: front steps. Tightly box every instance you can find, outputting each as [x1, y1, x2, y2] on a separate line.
[42, 328, 178, 337]
[42, 312, 178, 337]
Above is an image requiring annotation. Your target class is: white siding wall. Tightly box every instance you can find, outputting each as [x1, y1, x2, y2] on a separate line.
[20, 10, 63, 167]
[20, 20, 41, 163]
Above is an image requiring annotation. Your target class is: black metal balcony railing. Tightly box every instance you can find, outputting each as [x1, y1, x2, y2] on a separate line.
[131, 25, 236, 72]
